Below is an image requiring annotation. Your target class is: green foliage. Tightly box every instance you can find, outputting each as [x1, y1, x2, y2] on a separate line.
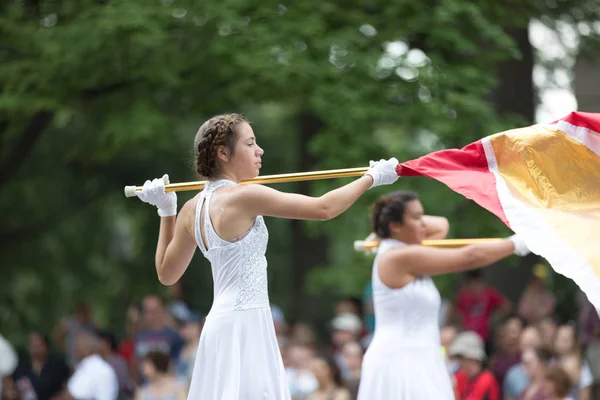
[1, 0, 596, 342]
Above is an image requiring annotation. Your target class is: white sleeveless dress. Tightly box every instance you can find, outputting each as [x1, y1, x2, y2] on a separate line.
[357, 239, 454, 400]
[187, 180, 290, 400]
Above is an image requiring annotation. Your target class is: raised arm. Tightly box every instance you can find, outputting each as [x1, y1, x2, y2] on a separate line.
[230, 158, 399, 221]
[379, 236, 529, 279]
[423, 215, 449, 240]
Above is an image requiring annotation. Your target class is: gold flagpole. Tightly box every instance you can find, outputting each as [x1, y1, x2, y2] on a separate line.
[124, 166, 370, 197]
[354, 238, 503, 251]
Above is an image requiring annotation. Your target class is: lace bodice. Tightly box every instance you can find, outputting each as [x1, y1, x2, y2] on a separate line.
[194, 179, 270, 312]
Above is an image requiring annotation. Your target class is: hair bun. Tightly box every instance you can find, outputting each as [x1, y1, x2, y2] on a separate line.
[370, 191, 418, 238]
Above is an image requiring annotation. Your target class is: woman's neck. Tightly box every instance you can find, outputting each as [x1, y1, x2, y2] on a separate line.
[214, 172, 239, 183]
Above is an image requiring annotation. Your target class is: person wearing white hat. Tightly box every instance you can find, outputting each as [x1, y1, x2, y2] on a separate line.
[449, 331, 500, 400]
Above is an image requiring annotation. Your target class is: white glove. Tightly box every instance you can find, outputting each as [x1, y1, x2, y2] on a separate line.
[136, 174, 177, 217]
[509, 235, 530, 257]
[366, 158, 400, 188]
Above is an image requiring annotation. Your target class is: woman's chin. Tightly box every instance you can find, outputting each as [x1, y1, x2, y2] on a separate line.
[242, 171, 260, 181]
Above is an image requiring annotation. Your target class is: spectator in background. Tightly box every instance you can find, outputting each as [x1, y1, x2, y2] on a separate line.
[504, 325, 543, 400]
[133, 295, 183, 383]
[290, 322, 319, 351]
[538, 316, 559, 350]
[553, 323, 593, 400]
[117, 303, 142, 366]
[307, 355, 351, 400]
[519, 346, 554, 400]
[12, 331, 69, 400]
[489, 315, 523, 395]
[440, 325, 459, 374]
[518, 264, 556, 326]
[66, 330, 118, 400]
[335, 298, 362, 319]
[542, 365, 576, 400]
[330, 313, 362, 378]
[285, 342, 318, 400]
[271, 304, 289, 344]
[449, 331, 500, 400]
[165, 282, 192, 328]
[98, 330, 135, 398]
[578, 294, 600, 347]
[577, 294, 600, 399]
[335, 298, 366, 344]
[451, 269, 511, 352]
[53, 302, 97, 368]
[136, 351, 186, 400]
[175, 310, 203, 390]
[340, 341, 363, 399]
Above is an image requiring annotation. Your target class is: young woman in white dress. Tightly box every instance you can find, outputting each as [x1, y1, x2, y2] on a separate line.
[134, 113, 400, 399]
[357, 190, 530, 400]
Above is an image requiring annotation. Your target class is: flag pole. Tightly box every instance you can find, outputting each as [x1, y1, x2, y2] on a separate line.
[354, 238, 504, 251]
[124, 167, 370, 197]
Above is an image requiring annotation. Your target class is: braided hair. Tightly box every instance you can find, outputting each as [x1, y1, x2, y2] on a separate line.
[371, 191, 419, 238]
[193, 113, 248, 178]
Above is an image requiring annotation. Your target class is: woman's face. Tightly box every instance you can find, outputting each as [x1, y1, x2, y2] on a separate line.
[391, 199, 426, 245]
[227, 122, 264, 181]
[554, 325, 575, 355]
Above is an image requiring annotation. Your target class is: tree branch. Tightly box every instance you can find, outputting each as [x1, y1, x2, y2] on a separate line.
[0, 111, 53, 186]
[0, 119, 8, 139]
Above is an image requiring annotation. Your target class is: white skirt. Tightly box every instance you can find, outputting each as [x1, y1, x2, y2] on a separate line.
[357, 344, 454, 400]
[187, 307, 290, 400]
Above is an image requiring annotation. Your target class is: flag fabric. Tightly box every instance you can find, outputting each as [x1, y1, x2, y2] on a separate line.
[397, 112, 600, 311]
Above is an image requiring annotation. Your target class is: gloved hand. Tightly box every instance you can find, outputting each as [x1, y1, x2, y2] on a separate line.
[353, 232, 379, 255]
[364, 232, 379, 255]
[366, 158, 400, 188]
[135, 174, 177, 217]
[509, 235, 530, 257]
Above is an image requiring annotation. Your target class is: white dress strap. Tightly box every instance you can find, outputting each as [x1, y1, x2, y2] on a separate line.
[194, 179, 239, 254]
[194, 191, 208, 253]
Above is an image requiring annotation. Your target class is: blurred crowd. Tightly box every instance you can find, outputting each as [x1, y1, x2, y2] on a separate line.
[1, 266, 600, 400]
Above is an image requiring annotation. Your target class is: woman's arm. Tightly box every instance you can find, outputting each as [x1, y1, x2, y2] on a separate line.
[155, 200, 197, 286]
[423, 215, 449, 240]
[233, 175, 374, 221]
[380, 238, 523, 278]
[231, 158, 399, 221]
[134, 175, 196, 286]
